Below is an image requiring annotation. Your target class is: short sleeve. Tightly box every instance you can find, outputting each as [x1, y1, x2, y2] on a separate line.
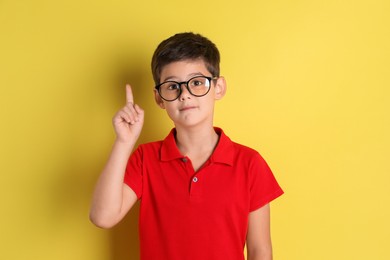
[249, 152, 284, 211]
[124, 146, 143, 199]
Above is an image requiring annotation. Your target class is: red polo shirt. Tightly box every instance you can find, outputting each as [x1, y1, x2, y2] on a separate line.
[124, 128, 283, 260]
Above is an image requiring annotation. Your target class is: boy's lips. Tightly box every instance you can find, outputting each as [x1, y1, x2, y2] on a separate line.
[179, 105, 197, 111]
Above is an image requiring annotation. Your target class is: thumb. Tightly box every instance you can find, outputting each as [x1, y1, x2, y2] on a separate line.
[134, 104, 144, 118]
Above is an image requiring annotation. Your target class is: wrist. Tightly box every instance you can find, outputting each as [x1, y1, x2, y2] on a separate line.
[112, 138, 136, 154]
[114, 137, 136, 146]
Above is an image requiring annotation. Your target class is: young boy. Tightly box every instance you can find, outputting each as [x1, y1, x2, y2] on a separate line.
[90, 32, 283, 260]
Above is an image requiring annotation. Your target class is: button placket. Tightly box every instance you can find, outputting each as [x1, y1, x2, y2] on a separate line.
[180, 157, 191, 173]
[190, 171, 203, 198]
[180, 156, 202, 198]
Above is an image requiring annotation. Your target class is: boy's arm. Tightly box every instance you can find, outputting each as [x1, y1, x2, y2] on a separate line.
[89, 84, 144, 229]
[246, 204, 273, 260]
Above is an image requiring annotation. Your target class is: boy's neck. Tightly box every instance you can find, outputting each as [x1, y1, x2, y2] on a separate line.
[174, 125, 219, 157]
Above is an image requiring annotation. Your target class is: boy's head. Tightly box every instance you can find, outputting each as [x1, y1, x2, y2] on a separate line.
[151, 32, 220, 85]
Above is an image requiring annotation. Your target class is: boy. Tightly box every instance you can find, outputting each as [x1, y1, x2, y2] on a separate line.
[90, 32, 283, 260]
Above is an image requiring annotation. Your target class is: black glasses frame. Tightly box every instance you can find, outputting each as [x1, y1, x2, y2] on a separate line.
[155, 76, 218, 102]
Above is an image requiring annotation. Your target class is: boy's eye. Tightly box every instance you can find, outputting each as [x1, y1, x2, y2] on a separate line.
[189, 78, 206, 87]
[166, 83, 180, 90]
[192, 80, 203, 86]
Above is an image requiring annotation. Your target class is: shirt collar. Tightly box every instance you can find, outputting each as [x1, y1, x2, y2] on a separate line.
[160, 127, 235, 166]
[160, 128, 183, 161]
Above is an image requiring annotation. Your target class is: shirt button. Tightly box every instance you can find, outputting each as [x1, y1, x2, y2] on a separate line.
[192, 177, 198, 183]
[182, 158, 188, 162]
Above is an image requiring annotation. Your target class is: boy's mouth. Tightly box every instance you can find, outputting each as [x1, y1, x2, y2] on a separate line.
[179, 106, 197, 111]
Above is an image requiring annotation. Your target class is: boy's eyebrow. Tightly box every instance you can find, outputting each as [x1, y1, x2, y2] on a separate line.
[162, 72, 206, 82]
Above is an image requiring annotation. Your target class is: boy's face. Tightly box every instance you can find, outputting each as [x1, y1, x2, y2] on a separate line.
[154, 59, 226, 128]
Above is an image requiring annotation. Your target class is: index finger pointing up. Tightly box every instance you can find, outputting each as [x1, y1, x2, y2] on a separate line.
[126, 84, 134, 104]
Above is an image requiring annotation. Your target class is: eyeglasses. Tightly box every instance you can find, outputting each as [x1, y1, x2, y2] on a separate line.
[155, 76, 218, 102]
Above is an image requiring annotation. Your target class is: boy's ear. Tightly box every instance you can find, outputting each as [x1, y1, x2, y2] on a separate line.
[214, 76, 227, 100]
[154, 89, 165, 109]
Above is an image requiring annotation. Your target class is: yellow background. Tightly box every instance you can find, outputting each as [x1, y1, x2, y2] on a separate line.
[1, 0, 389, 259]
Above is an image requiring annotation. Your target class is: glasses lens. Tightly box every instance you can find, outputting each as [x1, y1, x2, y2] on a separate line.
[159, 82, 180, 101]
[188, 76, 211, 96]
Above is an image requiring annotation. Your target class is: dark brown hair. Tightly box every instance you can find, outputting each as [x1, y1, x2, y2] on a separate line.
[151, 32, 220, 85]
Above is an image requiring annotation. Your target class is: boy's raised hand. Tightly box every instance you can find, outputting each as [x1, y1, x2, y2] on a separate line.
[112, 84, 144, 144]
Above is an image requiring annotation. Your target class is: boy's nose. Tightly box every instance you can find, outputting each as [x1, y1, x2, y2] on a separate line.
[178, 84, 191, 101]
